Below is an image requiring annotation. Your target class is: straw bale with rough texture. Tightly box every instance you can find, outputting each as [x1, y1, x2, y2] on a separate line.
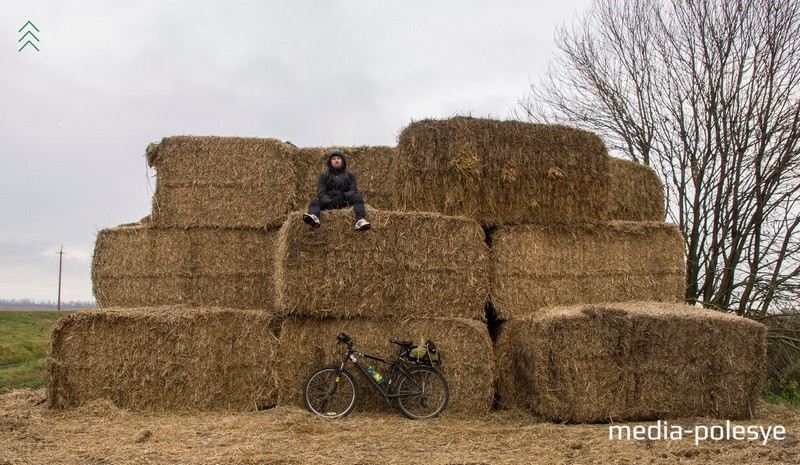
[607, 157, 665, 221]
[293, 146, 396, 211]
[46, 307, 279, 411]
[274, 208, 489, 320]
[393, 117, 610, 225]
[275, 317, 495, 415]
[491, 221, 685, 319]
[495, 301, 767, 423]
[92, 223, 276, 309]
[147, 136, 297, 228]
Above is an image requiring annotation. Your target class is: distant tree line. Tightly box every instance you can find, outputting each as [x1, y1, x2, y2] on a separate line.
[0, 299, 96, 309]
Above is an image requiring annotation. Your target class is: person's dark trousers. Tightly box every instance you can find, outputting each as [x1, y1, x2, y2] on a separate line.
[308, 193, 366, 220]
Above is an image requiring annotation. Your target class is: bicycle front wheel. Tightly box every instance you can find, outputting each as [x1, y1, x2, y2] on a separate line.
[394, 366, 449, 419]
[303, 365, 359, 419]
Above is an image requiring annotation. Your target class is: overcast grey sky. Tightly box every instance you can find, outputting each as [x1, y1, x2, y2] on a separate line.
[0, 0, 592, 303]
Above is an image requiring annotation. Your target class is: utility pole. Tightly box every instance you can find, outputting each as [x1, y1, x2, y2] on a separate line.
[57, 245, 63, 310]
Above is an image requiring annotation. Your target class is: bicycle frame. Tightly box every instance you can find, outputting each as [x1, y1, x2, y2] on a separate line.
[337, 343, 420, 404]
[304, 332, 449, 420]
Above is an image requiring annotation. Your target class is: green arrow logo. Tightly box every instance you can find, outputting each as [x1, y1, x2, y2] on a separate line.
[18, 20, 40, 52]
[18, 21, 39, 33]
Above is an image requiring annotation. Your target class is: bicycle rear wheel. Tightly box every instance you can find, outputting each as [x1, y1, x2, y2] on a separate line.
[303, 365, 359, 419]
[394, 366, 449, 419]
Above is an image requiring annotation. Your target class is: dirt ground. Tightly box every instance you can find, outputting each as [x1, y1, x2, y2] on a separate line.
[1, 389, 798, 465]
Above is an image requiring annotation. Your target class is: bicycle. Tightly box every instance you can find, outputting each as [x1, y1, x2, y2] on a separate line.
[303, 332, 449, 420]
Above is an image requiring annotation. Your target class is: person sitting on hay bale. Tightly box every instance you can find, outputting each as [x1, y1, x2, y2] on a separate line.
[303, 150, 371, 231]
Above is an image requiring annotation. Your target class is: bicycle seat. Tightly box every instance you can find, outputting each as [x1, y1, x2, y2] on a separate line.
[390, 339, 413, 347]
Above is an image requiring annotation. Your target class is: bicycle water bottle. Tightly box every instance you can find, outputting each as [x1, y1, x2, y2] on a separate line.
[366, 365, 384, 384]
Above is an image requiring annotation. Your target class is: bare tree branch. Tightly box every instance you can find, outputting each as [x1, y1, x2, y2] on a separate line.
[521, 0, 800, 317]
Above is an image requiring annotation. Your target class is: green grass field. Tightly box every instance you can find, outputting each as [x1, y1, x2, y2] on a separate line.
[0, 311, 73, 394]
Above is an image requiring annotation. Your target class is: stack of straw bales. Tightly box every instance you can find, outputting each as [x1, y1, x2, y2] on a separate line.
[62, 130, 498, 414]
[47, 307, 278, 411]
[388, 116, 763, 420]
[282, 141, 495, 414]
[49, 116, 765, 421]
[393, 117, 688, 315]
[495, 302, 767, 422]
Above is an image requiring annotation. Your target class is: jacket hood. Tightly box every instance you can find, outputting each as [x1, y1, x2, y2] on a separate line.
[326, 150, 347, 171]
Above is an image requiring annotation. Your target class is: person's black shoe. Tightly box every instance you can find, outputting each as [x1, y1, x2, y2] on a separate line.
[303, 213, 321, 228]
[354, 218, 371, 231]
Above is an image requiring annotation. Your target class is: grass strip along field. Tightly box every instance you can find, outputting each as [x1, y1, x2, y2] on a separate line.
[0, 311, 73, 393]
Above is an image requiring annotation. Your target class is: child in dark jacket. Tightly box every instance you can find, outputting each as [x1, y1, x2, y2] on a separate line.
[303, 150, 371, 231]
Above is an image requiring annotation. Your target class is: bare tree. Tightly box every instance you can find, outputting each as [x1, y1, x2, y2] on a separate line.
[520, 0, 800, 317]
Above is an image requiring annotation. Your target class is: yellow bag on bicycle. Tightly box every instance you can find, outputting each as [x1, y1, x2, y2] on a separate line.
[407, 340, 441, 366]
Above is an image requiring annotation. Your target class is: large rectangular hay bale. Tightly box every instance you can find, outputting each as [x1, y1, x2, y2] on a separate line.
[147, 136, 297, 228]
[491, 221, 685, 319]
[607, 157, 665, 221]
[46, 307, 279, 411]
[92, 223, 276, 309]
[495, 302, 767, 422]
[293, 146, 396, 211]
[275, 317, 496, 415]
[275, 208, 489, 320]
[393, 117, 610, 225]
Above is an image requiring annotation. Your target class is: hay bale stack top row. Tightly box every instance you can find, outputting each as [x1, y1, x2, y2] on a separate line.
[144, 118, 665, 230]
[146, 137, 397, 229]
[146, 137, 296, 228]
[394, 118, 610, 225]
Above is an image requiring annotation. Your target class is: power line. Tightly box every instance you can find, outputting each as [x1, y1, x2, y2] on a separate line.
[0, 235, 59, 253]
[0, 243, 46, 252]
[0, 234, 56, 246]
